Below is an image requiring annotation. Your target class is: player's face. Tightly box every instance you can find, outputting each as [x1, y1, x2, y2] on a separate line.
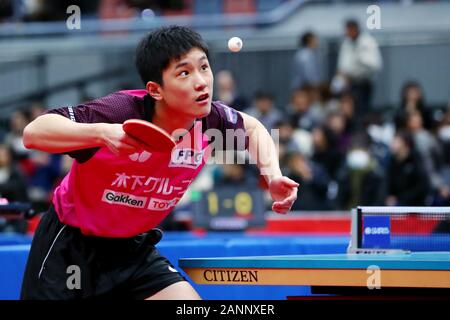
[160, 48, 213, 118]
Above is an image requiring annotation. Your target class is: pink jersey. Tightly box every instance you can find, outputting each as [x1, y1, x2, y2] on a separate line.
[46, 90, 247, 237]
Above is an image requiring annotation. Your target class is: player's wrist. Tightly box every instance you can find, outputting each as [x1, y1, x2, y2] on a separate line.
[94, 123, 110, 147]
[264, 172, 283, 186]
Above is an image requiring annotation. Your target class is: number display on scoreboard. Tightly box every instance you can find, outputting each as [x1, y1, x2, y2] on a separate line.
[192, 187, 266, 230]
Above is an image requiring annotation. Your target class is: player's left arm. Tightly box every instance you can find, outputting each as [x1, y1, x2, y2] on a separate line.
[239, 111, 299, 214]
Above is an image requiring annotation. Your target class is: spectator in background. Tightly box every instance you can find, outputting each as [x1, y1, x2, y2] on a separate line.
[244, 91, 283, 131]
[395, 80, 434, 130]
[214, 162, 259, 188]
[214, 70, 248, 111]
[3, 110, 31, 160]
[98, 0, 136, 20]
[213, 152, 259, 189]
[333, 19, 382, 122]
[0, 0, 13, 22]
[433, 104, 450, 208]
[287, 87, 321, 131]
[336, 132, 385, 210]
[311, 125, 343, 180]
[274, 119, 314, 163]
[337, 92, 357, 133]
[29, 101, 46, 121]
[385, 131, 431, 206]
[405, 110, 446, 203]
[437, 107, 450, 166]
[326, 111, 352, 154]
[283, 151, 331, 211]
[291, 31, 321, 90]
[274, 120, 300, 168]
[0, 144, 28, 202]
[22, 1, 100, 21]
[27, 152, 62, 213]
[275, 119, 301, 150]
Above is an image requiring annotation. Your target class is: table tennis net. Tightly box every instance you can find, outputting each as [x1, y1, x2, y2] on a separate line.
[351, 206, 450, 252]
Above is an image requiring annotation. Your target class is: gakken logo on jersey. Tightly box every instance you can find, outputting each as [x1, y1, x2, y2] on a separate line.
[169, 149, 204, 169]
[102, 190, 147, 208]
[129, 151, 152, 162]
[364, 227, 390, 235]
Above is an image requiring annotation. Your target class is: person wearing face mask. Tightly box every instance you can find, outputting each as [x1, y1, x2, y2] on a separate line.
[336, 133, 385, 210]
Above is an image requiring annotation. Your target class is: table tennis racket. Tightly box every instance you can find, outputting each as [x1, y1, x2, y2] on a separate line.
[122, 119, 176, 152]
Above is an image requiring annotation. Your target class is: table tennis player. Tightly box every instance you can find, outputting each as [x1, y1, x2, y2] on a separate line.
[20, 26, 299, 300]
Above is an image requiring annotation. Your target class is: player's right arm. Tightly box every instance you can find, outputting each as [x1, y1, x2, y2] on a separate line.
[23, 114, 142, 156]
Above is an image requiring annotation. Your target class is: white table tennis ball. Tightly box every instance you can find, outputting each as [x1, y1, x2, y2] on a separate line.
[228, 36, 243, 52]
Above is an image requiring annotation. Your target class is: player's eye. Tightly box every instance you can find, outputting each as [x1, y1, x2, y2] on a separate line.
[201, 64, 209, 71]
[178, 71, 189, 77]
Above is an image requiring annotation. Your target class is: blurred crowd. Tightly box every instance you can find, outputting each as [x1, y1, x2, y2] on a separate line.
[0, 0, 186, 22]
[1, 0, 447, 23]
[207, 19, 450, 212]
[0, 102, 73, 213]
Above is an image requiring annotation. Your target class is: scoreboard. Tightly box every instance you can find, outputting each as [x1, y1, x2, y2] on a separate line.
[192, 187, 266, 231]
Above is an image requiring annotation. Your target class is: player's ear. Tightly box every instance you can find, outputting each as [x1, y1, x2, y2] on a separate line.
[146, 81, 163, 101]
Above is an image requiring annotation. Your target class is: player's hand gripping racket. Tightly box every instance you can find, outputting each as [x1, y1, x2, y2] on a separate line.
[122, 119, 176, 152]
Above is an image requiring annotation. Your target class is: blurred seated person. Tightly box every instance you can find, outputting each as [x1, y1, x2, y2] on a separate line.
[213, 163, 259, 189]
[214, 70, 248, 111]
[283, 152, 331, 211]
[395, 81, 434, 130]
[0, 0, 13, 22]
[23, 0, 99, 21]
[275, 120, 313, 175]
[275, 120, 301, 155]
[0, 144, 28, 202]
[334, 19, 382, 122]
[326, 111, 352, 154]
[286, 86, 321, 131]
[311, 125, 344, 180]
[336, 132, 386, 210]
[405, 110, 445, 199]
[385, 131, 431, 206]
[98, 0, 137, 20]
[337, 92, 357, 132]
[0, 144, 29, 233]
[437, 107, 450, 166]
[29, 101, 47, 121]
[27, 151, 62, 213]
[244, 91, 283, 131]
[4, 110, 31, 161]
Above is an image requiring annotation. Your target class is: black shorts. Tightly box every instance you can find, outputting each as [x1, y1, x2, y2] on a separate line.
[20, 206, 185, 300]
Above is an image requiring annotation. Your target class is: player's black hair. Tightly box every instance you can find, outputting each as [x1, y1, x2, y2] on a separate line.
[135, 25, 209, 86]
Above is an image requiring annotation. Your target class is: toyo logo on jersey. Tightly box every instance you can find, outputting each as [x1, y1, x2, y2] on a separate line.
[170, 149, 204, 169]
[148, 197, 179, 211]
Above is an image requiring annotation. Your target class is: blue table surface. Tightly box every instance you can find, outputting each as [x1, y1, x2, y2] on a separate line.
[179, 252, 450, 270]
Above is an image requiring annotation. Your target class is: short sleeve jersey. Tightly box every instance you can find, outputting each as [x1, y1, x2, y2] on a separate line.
[46, 90, 248, 237]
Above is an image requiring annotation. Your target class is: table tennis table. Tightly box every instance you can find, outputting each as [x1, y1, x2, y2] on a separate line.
[179, 252, 450, 296]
